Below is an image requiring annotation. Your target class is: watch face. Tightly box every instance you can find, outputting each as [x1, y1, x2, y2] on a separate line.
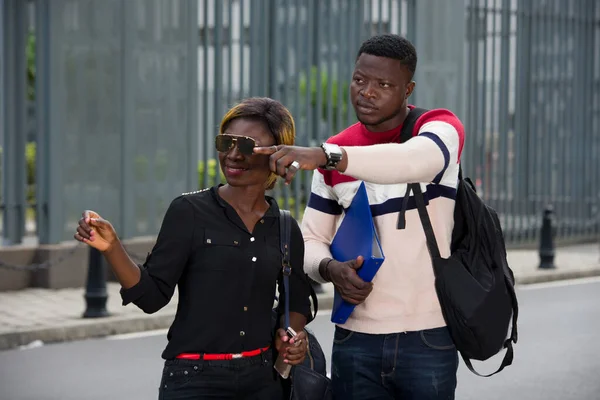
[322, 143, 342, 169]
[322, 143, 337, 154]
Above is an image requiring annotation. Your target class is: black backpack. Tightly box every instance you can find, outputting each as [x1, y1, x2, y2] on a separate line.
[397, 108, 519, 377]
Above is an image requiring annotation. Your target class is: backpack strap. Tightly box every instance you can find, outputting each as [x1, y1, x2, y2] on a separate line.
[411, 182, 516, 377]
[395, 107, 517, 377]
[396, 107, 428, 230]
[279, 210, 292, 330]
[398, 107, 429, 143]
[397, 107, 469, 230]
[278, 210, 319, 330]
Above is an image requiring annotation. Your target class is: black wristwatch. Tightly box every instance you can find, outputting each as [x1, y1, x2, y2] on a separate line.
[320, 143, 343, 170]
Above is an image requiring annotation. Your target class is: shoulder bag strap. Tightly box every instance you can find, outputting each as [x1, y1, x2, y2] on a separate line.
[279, 210, 318, 329]
[279, 209, 292, 330]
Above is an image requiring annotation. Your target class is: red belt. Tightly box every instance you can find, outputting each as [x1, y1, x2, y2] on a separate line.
[176, 346, 270, 361]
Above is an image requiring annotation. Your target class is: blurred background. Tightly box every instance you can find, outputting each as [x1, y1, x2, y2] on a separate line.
[0, 1, 599, 399]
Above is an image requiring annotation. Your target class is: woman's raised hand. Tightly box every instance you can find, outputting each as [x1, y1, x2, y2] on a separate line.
[74, 210, 118, 252]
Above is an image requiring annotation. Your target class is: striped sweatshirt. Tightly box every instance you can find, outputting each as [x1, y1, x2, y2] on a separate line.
[302, 106, 465, 334]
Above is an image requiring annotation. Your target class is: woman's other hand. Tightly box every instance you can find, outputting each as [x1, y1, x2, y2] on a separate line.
[274, 328, 308, 366]
[74, 210, 118, 252]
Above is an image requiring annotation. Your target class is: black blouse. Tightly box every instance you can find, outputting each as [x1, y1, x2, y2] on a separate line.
[120, 186, 312, 360]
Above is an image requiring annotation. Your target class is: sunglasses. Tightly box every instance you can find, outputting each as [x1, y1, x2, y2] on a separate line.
[215, 134, 257, 156]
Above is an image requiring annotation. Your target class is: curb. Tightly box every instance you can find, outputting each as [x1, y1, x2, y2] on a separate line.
[515, 267, 600, 285]
[1, 267, 598, 352]
[0, 294, 338, 352]
[0, 313, 177, 351]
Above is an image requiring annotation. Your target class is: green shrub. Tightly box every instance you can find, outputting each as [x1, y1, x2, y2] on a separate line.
[26, 142, 35, 203]
[198, 159, 225, 188]
[299, 66, 350, 134]
[27, 31, 35, 101]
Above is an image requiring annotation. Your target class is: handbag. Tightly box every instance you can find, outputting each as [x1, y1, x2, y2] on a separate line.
[274, 209, 333, 400]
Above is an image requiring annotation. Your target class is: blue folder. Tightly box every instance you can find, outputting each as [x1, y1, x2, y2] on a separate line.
[330, 181, 385, 324]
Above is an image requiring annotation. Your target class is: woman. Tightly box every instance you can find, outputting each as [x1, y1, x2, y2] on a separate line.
[74, 97, 312, 399]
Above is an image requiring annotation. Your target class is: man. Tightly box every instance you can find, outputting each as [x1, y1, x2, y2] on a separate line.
[255, 34, 465, 399]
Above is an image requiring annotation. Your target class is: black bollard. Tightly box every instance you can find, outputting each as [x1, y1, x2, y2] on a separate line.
[538, 205, 556, 269]
[83, 247, 110, 318]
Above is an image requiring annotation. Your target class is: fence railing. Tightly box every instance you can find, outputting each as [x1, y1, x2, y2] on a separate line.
[463, 0, 600, 246]
[2, 0, 599, 248]
[198, 0, 415, 219]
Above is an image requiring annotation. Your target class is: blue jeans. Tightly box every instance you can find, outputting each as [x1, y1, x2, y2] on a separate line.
[158, 350, 282, 399]
[331, 326, 459, 400]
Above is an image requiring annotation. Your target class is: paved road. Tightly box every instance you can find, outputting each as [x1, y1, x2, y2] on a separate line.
[1, 278, 599, 400]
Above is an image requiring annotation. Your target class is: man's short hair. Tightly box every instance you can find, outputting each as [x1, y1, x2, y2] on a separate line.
[356, 34, 418, 79]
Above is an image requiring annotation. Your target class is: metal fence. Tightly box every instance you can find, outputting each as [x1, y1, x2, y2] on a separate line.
[198, 0, 416, 218]
[197, 0, 600, 246]
[463, 0, 600, 245]
[2, 0, 599, 248]
[1, 0, 29, 245]
[1, 0, 199, 245]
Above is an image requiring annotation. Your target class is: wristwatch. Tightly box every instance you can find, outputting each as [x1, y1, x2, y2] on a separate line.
[320, 143, 343, 170]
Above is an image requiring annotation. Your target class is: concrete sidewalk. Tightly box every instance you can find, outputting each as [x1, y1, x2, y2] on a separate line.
[1, 244, 598, 351]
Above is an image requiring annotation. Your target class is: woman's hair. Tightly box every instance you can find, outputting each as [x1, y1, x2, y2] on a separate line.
[219, 97, 296, 190]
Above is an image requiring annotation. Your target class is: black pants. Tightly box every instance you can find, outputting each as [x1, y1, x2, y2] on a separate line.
[158, 350, 283, 400]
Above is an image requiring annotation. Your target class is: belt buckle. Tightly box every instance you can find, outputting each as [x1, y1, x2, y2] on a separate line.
[231, 353, 243, 359]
